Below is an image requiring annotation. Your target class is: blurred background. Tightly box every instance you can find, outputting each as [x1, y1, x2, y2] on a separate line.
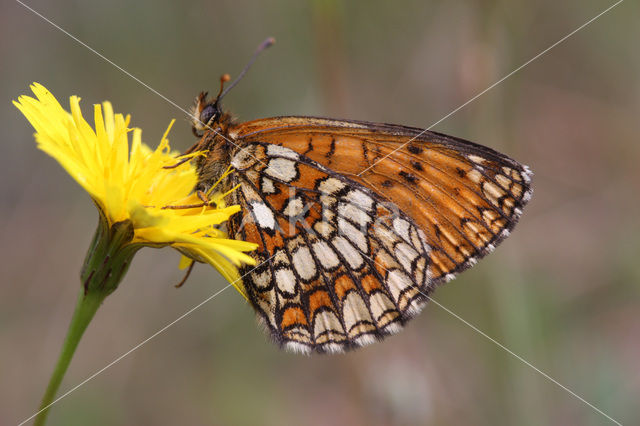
[1, 0, 638, 425]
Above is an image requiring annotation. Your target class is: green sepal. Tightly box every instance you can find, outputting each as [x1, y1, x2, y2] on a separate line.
[80, 207, 141, 297]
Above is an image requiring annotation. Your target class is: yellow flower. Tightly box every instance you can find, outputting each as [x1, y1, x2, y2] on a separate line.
[14, 83, 256, 293]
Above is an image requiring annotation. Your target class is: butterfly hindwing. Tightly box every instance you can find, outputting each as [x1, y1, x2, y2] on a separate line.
[228, 142, 434, 353]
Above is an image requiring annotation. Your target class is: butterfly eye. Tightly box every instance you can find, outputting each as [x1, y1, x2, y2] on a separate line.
[199, 104, 217, 127]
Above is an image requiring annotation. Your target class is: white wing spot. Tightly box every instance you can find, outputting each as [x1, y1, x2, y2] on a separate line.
[252, 269, 272, 289]
[395, 242, 419, 272]
[482, 181, 506, 201]
[251, 202, 275, 230]
[318, 177, 346, 195]
[343, 292, 372, 333]
[313, 311, 344, 339]
[338, 202, 371, 228]
[369, 292, 395, 322]
[292, 246, 316, 280]
[467, 154, 486, 164]
[332, 236, 364, 269]
[261, 177, 276, 194]
[495, 174, 512, 190]
[338, 218, 368, 253]
[312, 240, 340, 269]
[393, 217, 411, 242]
[418, 229, 431, 254]
[467, 169, 483, 184]
[313, 220, 335, 238]
[275, 268, 297, 295]
[230, 147, 256, 170]
[266, 144, 300, 160]
[283, 197, 304, 217]
[273, 248, 289, 265]
[387, 270, 411, 300]
[266, 158, 297, 182]
[345, 189, 374, 212]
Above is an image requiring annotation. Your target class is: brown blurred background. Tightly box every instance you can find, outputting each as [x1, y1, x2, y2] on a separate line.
[2, 0, 639, 425]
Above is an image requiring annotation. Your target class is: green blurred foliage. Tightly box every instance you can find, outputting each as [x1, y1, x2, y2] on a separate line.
[1, 0, 638, 425]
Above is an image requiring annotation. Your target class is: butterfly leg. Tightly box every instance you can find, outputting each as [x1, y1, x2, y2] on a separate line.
[161, 191, 215, 210]
[162, 155, 192, 169]
[174, 259, 196, 288]
[197, 190, 209, 203]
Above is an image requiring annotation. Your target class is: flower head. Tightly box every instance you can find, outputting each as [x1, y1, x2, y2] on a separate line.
[14, 83, 256, 292]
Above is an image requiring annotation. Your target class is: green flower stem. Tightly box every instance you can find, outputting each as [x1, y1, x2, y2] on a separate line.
[34, 213, 139, 426]
[34, 289, 105, 426]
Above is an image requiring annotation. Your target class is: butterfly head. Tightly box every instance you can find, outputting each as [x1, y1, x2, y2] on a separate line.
[190, 83, 226, 138]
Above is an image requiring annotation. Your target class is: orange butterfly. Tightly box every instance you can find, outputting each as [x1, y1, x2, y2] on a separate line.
[184, 39, 532, 354]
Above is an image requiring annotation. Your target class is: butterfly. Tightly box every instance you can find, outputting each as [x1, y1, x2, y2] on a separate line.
[183, 39, 532, 354]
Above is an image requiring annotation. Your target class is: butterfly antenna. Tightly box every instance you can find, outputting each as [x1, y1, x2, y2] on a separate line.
[216, 74, 231, 99]
[217, 37, 275, 102]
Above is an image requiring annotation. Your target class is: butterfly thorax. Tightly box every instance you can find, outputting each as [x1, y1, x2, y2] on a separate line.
[193, 112, 236, 194]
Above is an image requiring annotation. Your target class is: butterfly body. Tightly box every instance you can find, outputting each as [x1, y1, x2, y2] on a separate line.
[189, 92, 532, 354]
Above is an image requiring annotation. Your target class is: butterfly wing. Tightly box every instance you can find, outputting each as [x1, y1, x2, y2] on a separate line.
[233, 117, 533, 283]
[227, 117, 532, 353]
[228, 142, 434, 353]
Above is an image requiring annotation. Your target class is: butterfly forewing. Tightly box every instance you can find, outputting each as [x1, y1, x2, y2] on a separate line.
[233, 117, 532, 283]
